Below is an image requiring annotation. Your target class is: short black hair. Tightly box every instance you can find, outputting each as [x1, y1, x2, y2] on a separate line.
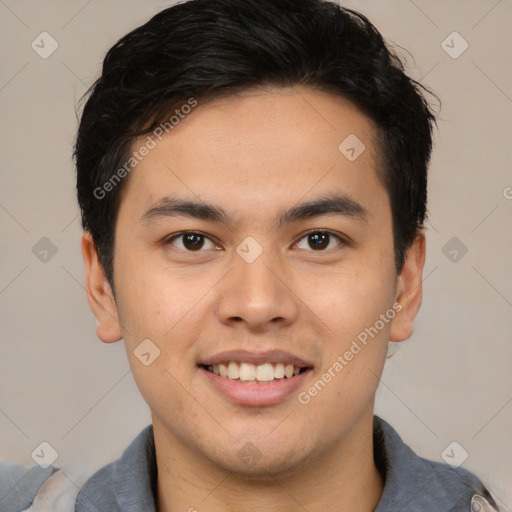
[74, 0, 438, 287]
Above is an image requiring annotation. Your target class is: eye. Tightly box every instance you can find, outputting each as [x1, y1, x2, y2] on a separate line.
[295, 230, 346, 251]
[164, 230, 347, 253]
[165, 231, 218, 252]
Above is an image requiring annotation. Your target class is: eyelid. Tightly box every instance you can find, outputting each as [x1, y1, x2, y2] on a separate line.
[164, 230, 221, 249]
[164, 229, 349, 252]
[294, 229, 348, 250]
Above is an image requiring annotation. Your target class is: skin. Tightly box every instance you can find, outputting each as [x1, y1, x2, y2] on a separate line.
[82, 86, 425, 512]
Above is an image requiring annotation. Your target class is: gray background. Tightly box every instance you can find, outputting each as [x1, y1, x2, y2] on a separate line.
[0, 0, 511, 508]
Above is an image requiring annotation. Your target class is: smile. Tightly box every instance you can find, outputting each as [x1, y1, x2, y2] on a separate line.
[199, 363, 314, 406]
[202, 361, 311, 384]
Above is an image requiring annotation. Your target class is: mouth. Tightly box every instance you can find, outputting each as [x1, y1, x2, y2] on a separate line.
[197, 349, 315, 405]
[198, 361, 313, 406]
[199, 362, 312, 384]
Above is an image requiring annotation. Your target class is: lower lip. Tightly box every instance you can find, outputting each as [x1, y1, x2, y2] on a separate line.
[199, 366, 313, 407]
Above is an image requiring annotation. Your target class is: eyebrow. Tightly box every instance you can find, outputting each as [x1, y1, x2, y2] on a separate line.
[140, 192, 368, 227]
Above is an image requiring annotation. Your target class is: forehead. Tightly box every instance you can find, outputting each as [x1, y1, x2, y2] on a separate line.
[119, 86, 387, 225]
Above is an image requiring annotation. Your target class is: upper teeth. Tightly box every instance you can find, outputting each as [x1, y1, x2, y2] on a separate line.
[208, 362, 302, 381]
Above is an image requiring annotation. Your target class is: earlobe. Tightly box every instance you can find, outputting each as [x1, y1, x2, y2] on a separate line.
[81, 232, 123, 344]
[389, 231, 426, 342]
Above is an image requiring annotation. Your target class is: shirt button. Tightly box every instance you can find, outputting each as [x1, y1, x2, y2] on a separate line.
[471, 494, 497, 511]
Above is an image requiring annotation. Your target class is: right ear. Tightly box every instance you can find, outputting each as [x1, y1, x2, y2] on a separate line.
[81, 232, 123, 343]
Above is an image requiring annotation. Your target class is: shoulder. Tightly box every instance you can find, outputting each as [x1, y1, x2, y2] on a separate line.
[1, 458, 101, 512]
[75, 461, 118, 511]
[418, 455, 500, 511]
[373, 416, 500, 511]
[0, 458, 80, 512]
[0, 459, 56, 511]
[76, 424, 156, 512]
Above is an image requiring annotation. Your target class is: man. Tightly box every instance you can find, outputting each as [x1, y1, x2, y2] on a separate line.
[0, 0, 500, 510]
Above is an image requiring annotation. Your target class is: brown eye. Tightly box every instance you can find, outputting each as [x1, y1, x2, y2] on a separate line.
[166, 232, 216, 251]
[295, 231, 345, 251]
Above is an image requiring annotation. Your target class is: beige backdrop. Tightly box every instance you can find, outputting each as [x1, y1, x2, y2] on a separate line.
[1, 0, 511, 509]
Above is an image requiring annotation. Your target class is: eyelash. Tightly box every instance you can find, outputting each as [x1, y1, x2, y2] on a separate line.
[164, 230, 348, 253]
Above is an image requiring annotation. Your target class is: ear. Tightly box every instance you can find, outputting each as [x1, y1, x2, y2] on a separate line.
[81, 232, 123, 343]
[389, 230, 426, 342]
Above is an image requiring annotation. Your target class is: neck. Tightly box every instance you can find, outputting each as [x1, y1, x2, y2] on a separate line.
[154, 410, 384, 512]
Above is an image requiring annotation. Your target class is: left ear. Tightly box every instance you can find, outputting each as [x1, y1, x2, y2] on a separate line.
[389, 230, 426, 342]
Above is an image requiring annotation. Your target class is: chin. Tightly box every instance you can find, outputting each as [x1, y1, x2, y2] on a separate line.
[207, 441, 311, 480]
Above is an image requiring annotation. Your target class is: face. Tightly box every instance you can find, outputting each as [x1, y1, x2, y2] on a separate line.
[83, 86, 425, 477]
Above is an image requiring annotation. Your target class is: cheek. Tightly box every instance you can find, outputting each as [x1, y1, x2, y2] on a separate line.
[298, 271, 392, 429]
[115, 269, 200, 413]
[114, 254, 216, 370]
[114, 248, 178, 332]
[313, 258, 395, 336]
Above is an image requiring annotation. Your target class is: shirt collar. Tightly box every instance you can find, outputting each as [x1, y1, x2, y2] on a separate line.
[373, 415, 495, 511]
[111, 424, 158, 512]
[90, 415, 493, 511]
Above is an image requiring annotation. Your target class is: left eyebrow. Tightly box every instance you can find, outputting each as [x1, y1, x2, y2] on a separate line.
[139, 192, 368, 227]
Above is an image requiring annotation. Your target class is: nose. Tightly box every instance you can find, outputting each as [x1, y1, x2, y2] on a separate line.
[214, 247, 300, 332]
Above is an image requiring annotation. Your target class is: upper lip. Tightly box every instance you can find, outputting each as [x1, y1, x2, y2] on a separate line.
[199, 349, 314, 368]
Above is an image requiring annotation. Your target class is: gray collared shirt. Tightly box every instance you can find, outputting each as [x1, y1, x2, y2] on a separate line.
[0, 415, 500, 511]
